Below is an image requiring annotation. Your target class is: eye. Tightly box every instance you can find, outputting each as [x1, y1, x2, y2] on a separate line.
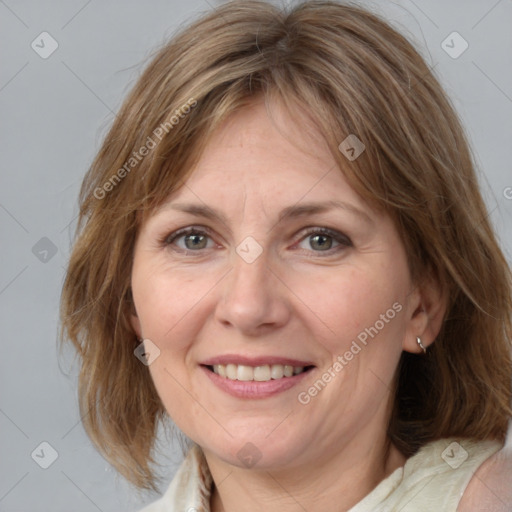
[161, 226, 351, 255]
[164, 227, 216, 252]
[296, 227, 352, 254]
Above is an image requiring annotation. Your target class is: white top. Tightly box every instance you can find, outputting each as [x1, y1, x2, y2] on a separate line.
[139, 437, 502, 511]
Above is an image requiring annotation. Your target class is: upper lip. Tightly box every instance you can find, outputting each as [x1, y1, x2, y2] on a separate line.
[201, 354, 315, 367]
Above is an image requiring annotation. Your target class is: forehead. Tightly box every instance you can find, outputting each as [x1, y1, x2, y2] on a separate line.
[162, 98, 370, 215]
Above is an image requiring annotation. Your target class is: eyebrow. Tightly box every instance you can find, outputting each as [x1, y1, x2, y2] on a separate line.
[164, 200, 373, 227]
[277, 200, 373, 226]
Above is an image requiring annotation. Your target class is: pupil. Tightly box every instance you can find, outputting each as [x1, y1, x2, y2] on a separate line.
[311, 234, 332, 250]
[186, 234, 206, 249]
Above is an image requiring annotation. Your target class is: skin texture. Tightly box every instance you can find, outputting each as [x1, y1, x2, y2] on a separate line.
[130, 97, 448, 511]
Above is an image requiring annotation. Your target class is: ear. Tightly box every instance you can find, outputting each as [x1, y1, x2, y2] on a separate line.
[402, 272, 448, 354]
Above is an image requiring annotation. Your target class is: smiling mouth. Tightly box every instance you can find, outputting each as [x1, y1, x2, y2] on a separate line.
[204, 364, 315, 382]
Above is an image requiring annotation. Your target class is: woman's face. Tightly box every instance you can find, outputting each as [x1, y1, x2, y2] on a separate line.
[130, 98, 424, 470]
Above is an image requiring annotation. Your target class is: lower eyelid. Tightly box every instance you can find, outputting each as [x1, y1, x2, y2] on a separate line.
[295, 238, 347, 254]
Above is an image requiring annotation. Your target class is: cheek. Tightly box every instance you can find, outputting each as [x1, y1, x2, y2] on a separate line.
[131, 261, 213, 347]
[131, 264, 210, 427]
[289, 265, 406, 355]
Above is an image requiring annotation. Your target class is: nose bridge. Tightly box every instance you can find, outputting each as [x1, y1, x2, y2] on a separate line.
[229, 245, 272, 304]
[229, 229, 270, 287]
[215, 243, 289, 332]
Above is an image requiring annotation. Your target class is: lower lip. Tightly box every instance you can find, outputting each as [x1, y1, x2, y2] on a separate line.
[201, 365, 313, 399]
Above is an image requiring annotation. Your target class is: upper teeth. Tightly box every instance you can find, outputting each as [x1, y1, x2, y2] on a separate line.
[212, 364, 305, 381]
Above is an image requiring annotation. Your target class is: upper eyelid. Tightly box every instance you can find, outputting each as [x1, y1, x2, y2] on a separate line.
[164, 225, 217, 244]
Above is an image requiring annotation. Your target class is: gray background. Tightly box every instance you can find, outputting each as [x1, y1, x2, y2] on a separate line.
[1, 0, 511, 510]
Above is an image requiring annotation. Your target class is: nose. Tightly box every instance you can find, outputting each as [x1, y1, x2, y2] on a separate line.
[214, 249, 291, 336]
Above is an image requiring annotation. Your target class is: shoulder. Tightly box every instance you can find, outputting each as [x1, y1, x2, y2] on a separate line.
[458, 442, 512, 511]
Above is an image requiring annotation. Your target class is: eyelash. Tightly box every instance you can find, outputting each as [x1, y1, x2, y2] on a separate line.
[161, 225, 352, 256]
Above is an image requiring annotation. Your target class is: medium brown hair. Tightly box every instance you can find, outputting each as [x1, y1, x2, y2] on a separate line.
[60, 0, 512, 491]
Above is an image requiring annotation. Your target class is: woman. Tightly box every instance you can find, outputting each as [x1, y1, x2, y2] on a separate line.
[60, 1, 512, 510]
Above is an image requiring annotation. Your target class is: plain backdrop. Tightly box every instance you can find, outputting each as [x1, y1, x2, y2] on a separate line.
[1, 0, 511, 510]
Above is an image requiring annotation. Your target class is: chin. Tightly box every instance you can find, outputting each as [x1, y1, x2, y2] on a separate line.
[198, 424, 310, 470]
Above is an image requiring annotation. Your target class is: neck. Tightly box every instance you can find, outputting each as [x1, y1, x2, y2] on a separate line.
[206, 435, 406, 512]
